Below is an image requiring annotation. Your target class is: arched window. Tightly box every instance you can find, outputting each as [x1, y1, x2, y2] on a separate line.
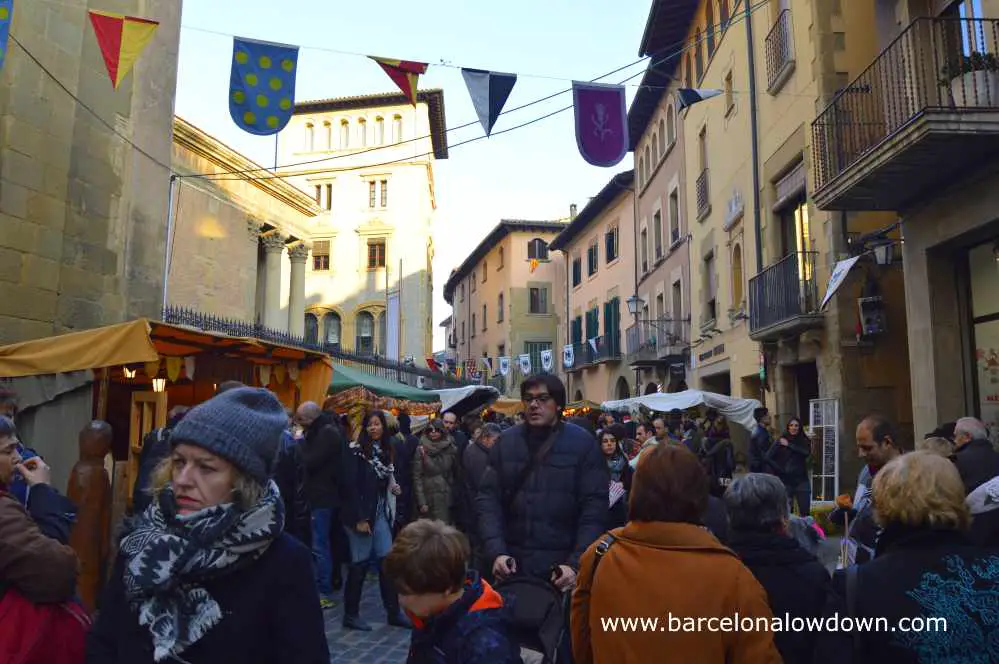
[377, 311, 386, 354]
[305, 123, 314, 151]
[356, 311, 374, 354]
[323, 121, 332, 150]
[639, 155, 646, 186]
[323, 312, 341, 346]
[732, 244, 744, 307]
[358, 118, 367, 147]
[652, 132, 659, 164]
[667, 104, 676, 144]
[340, 119, 350, 149]
[658, 119, 666, 154]
[304, 313, 319, 344]
[527, 238, 549, 261]
[498, 292, 504, 322]
[644, 146, 651, 182]
[375, 116, 385, 144]
[393, 115, 403, 143]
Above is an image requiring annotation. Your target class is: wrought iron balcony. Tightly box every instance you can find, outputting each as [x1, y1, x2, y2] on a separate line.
[812, 17, 999, 211]
[765, 9, 795, 93]
[696, 169, 710, 219]
[626, 318, 689, 367]
[567, 333, 621, 371]
[748, 252, 824, 340]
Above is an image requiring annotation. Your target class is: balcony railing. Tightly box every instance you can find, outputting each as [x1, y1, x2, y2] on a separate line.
[626, 317, 689, 364]
[748, 252, 821, 336]
[765, 9, 795, 93]
[161, 306, 471, 389]
[567, 333, 621, 370]
[813, 17, 999, 206]
[696, 168, 710, 219]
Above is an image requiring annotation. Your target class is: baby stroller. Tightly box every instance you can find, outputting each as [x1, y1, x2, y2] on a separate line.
[493, 563, 571, 664]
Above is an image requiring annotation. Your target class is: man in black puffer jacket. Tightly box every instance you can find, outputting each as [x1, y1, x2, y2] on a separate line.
[476, 374, 608, 588]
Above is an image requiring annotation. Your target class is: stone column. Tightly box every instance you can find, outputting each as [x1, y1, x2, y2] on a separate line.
[261, 232, 287, 331]
[287, 243, 310, 337]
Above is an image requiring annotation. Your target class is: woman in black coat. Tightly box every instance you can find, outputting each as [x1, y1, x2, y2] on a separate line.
[601, 424, 633, 529]
[86, 387, 328, 664]
[765, 416, 812, 517]
[814, 451, 999, 664]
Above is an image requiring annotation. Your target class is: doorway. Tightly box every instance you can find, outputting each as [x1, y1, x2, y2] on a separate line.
[794, 361, 819, 421]
[615, 377, 631, 400]
[701, 371, 732, 396]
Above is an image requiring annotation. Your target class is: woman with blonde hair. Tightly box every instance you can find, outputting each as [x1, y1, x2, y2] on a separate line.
[87, 387, 328, 663]
[814, 451, 999, 663]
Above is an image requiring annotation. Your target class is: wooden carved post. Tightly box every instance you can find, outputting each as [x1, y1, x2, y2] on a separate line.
[67, 421, 113, 614]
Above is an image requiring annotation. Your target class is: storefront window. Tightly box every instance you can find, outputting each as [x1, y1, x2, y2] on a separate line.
[969, 240, 999, 444]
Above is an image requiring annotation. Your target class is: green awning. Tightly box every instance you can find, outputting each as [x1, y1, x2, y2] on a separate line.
[328, 363, 440, 403]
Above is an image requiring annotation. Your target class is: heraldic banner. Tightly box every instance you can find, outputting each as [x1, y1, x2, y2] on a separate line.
[230, 37, 300, 136]
[572, 81, 628, 168]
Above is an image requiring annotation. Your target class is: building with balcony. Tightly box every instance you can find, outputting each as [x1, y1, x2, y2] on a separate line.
[275, 90, 448, 363]
[443, 220, 567, 397]
[549, 172, 634, 403]
[811, 0, 996, 442]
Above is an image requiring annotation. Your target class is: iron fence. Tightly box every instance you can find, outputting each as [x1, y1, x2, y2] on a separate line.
[765, 9, 795, 92]
[748, 252, 819, 333]
[813, 17, 999, 191]
[626, 317, 689, 362]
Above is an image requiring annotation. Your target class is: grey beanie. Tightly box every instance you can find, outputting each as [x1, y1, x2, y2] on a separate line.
[170, 387, 285, 485]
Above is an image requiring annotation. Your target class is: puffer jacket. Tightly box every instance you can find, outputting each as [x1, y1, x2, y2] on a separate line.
[476, 422, 608, 577]
[413, 434, 459, 524]
[273, 438, 311, 547]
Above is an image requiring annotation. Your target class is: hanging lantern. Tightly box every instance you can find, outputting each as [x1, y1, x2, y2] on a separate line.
[152, 378, 167, 393]
[123, 367, 136, 380]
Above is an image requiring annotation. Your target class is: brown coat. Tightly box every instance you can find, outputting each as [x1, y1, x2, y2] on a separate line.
[571, 521, 782, 664]
[0, 491, 79, 604]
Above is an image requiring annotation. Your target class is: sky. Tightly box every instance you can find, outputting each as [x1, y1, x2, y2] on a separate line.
[175, 0, 652, 351]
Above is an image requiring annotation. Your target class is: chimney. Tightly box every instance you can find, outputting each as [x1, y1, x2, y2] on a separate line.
[570, 204, 578, 219]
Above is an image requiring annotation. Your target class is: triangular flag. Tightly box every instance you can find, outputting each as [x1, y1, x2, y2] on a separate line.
[183, 356, 196, 380]
[675, 88, 723, 112]
[0, 1, 13, 73]
[165, 357, 182, 382]
[273, 363, 287, 385]
[259, 364, 272, 386]
[88, 10, 159, 89]
[461, 68, 517, 137]
[370, 56, 428, 106]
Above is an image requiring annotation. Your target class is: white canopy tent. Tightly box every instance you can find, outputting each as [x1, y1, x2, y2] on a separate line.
[431, 385, 501, 416]
[601, 389, 762, 433]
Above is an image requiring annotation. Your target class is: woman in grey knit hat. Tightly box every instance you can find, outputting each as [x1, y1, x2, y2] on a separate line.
[86, 387, 330, 664]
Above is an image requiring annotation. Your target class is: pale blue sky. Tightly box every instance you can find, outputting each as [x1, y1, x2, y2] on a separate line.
[175, 0, 651, 350]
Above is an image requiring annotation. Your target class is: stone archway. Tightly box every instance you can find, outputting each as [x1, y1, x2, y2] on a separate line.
[614, 377, 630, 400]
[574, 389, 583, 402]
[644, 382, 659, 395]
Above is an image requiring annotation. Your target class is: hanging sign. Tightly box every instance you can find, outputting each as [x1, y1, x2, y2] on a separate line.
[370, 56, 427, 106]
[88, 10, 160, 89]
[572, 81, 628, 167]
[229, 37, 299, 136]
[461, 68, 517, 137]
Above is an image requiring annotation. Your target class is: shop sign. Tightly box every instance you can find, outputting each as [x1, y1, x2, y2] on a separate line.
[723, 189, 744, 231]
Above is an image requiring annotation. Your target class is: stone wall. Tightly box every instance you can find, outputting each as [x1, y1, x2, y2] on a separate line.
[0, 0, 182, 344]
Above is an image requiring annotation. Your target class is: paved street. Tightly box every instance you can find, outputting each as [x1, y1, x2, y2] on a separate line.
[325, 574, 411, 664]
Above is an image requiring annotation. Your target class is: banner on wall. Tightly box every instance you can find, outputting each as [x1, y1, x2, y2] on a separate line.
[88, 10, 160, 89]
[229, 37, 300, 136]
[572, 81, 628, 167]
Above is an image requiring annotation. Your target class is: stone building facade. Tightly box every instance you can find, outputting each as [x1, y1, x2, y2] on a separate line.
[0, 0, 182, 343]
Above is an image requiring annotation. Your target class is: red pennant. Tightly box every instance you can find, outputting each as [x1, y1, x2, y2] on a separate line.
[369, 56, 427, 106]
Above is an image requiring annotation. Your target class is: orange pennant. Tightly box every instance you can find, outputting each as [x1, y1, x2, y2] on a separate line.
[88, 10, 159, 89]
[369, 56, 427, 106]
[529, 258, 539, 273]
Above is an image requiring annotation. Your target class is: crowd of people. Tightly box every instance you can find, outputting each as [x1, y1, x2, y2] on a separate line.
[3, 378, 999, 663]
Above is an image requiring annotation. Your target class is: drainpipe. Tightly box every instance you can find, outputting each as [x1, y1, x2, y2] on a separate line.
[745, 1, 764, 275]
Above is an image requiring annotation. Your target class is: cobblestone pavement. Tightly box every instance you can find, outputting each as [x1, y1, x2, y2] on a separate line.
[325, 574, 411, 664]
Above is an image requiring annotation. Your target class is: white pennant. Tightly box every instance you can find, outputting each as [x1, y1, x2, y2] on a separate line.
[498, 356, 511, 376]
[519, 354, 531, 375]
[589, 337, 599, 354]
[541, 349, 554, 372]
[183, 356, 196, 380]
[562, 344, 574, 368]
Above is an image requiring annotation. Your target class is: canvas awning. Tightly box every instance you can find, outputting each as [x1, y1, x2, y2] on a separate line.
[432, 385, 500, 415]
[601, 389, 762, 432]
[328, 363, 439, 403]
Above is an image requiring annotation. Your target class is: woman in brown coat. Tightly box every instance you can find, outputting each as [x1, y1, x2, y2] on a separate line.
[413, 419, 459, 523]
[571, 444, 782, 664]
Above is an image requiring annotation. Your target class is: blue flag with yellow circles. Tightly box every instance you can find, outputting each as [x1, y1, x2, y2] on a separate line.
[0, 0, 13, 72]
[229, 37, 299, 136]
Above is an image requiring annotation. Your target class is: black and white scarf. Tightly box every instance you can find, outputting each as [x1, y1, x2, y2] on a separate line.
[119, 481, 284, 662]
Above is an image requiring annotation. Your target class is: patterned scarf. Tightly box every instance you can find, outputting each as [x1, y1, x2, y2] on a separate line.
[119, 481, 284, 662]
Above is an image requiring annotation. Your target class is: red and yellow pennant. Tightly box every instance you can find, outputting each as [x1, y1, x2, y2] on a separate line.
[369, 56, 427, 106]
[88, 10, 159, 89]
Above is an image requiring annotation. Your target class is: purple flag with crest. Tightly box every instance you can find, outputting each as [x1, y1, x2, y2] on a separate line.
[572, 81, 629, 167]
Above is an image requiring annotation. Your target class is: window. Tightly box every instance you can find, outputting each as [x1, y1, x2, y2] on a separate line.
[699, 126, 708, 171]
[460, 283, 465, 302]
[305, 123, 315, 151]
[644, 146, 651, 182]
[380, 180, 388, 208]
[732, 243, 744, 308]
[695, 30, 704, 81]
[461, 321, 465, 343]
[482, 304, 487, 331]
[652, 132, 659, 164]
[324, 122, 332, 150]
[471, 313, 476, 337]
[639, 155, 646, 186]
[367, 239, 386, 269]
[340, 120, 349, 149]
[653, 210, 663, 260]
[669, 190, 681, 244]
[377, 311, 386, 351]
[720, 0, 729, 30]
[571, 316, 583, 344]
[529, 287, 548, 314]
[685, 54, 693, 88]
[605, 226, 619, 263]
[498, 247, 504, 269]
[658, 119, 666, 155]
[706, 2, 715, 57]
[498, 293, 504, 322]
[572, 254, 582, 287]
[393, 115, 403, 143]
[375, 116, 385, 145]
[587, 239, 598, 276]
[704, 252, 717, 322]
[314, 185, 321, 205]
[312, 240, 330, 271]
[323, 312, 341, 345]
[724, 71, 734, 115]
[527, 238, 549, 261]
[358, 118, 367, 147]
[640, 228, 649, 273]
[671, 281, 683, 328]
[525, 341, 553, 374]
[305, 314, 318, 344]
[356, 311, 375, 354]
[498, 343, 505, 358]
[369, 181, 377, 208]
[667, 104, 676, 144]
[471, 271, 477, 292]
[585, 307, 600, 340]
[482, 260, 488, 281]
[656, 293, 666, 320]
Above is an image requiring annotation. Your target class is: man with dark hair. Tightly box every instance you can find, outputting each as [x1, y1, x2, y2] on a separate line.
[441, 411, 469, 457]
[476, 374, 607, 591]
[749, 407, 773, 473]
[831, 413, 903, 564]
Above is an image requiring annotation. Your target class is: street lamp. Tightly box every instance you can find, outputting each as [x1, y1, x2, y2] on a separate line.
[626, 294, 644, 396]
[626, 294, 643, 317]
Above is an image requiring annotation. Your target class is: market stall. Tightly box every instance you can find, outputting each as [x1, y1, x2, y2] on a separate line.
[324, 363, 440, 438]
[601, 389, 762, 433]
